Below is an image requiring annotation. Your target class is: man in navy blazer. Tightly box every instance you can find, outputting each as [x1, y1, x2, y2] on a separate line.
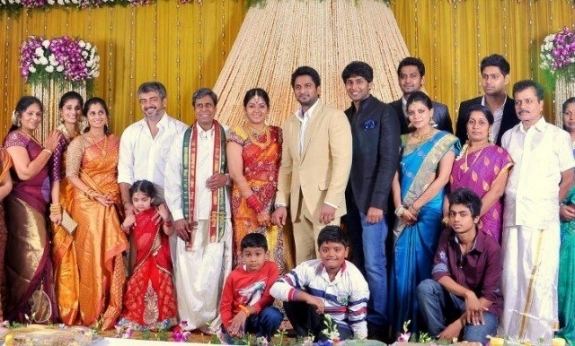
[390, 57, 453, 134]
[455, 54, 518, 145]
[341, 61, 400, 339]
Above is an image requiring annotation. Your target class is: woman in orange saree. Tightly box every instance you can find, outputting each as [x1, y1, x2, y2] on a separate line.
[0, 148, 13, 321]
[50, 91, 84, 325]
[227, 88, 288, 272]
[66, 97, 128, 329]
[3, 96, 61, 323]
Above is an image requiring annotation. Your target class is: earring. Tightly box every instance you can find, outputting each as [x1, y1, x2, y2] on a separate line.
[429, 118, 437, 127]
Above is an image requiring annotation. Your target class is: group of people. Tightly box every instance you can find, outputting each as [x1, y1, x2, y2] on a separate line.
[0, 52, 573, 345]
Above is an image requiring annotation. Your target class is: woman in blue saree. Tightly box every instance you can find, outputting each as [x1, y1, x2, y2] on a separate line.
[558, 97, 575, 345]
[390, 91, 459, 334]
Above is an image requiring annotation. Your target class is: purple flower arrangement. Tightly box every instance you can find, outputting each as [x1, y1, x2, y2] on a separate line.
[20, 36, 100, 86]
[540, 26, 575, 80]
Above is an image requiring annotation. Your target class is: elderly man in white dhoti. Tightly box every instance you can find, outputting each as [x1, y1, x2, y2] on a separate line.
[500, 80, 575, 343]
[164, 88, 233, 332]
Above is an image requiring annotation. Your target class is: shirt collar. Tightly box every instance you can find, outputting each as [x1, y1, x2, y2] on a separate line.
[519, 116, 546, 133]
[450, 229, 484, 254]
[349, 95, 374, 114]
[156, 112, 169, 129]
[481, 96, 507, 113]
[296, 99, 320, 122]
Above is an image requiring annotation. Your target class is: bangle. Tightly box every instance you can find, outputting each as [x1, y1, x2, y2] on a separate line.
[238, 305, 251, 316]
[42, 148, 53, 155]
[394, 205, 406, 217]
[50, 203, 62, 216]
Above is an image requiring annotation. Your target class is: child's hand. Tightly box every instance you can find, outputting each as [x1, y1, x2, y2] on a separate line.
[306, 296, 325, 314]
[157, 203, 170, 222]
[228, 312, 248, 338]
[122, 214, 136, 233]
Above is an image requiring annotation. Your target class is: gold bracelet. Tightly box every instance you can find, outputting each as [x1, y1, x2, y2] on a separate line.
[49, 203, 62, 214]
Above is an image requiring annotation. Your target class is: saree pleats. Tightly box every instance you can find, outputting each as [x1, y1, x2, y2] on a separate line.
[558, 186, 575, 344]
[4, 196, 56, 323]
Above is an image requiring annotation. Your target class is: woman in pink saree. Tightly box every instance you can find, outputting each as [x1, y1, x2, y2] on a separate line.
[449, 104, 513, 242]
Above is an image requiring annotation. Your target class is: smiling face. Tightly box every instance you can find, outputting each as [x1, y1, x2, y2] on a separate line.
[139, 90, 167, 119]
[245, 95, 269, 127]
[564, 102, 575, 134]
[399, 65, 424, 97]
[86, 102, 108, 130]
[319, 241, 349, 273]
[466, 110, 491, 144]
[345, 75, 372, 104]
[293, 75, 320, 108]
[19, 103, 43, 132]
[60, 98, 82, 126]
[194, 95, 216, 130]
[407, 100, 433, 131]
[132, 191, 152, 213]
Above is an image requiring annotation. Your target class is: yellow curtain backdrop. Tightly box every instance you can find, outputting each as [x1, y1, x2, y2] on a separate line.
[391, 0, 575, 122]
[0, 0, 574, 140]
[0, 0, 247, 139]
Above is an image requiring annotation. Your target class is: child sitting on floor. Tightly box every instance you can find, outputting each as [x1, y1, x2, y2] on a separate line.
[219, 233, 283, 342]
[270, 226, 370, 341]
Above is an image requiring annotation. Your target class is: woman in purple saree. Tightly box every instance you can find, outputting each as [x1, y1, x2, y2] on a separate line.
[3, 96, 62, 322]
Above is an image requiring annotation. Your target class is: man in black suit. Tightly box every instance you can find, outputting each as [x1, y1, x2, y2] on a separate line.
[341, 61, 400, 340]
[455, 54, 518, 145]
[390, 57, 453, 134]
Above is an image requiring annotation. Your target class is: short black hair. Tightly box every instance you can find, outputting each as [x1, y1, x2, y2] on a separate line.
[406, 90, 433, 110]
[341, 61, 374, 83]
[243, 88, 270, 108]
[448, 188, 482, 218]
[138, 81, 167, 99]
[192, 87, 218, 106]
[129, 180, 158, 201]
[467, 104, 494, 125]
[241, 233, 268, 252]
[291, 66, 321, 88]
[397, 57, 426, 77]
[512, 80, 544, 101]
[317, 226, 349, 248]
[480, 54, 510, 76]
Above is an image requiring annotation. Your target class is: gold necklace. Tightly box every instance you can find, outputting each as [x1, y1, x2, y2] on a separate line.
[19, 129, 41, 145]
[409, 129, 434, 145]
[245, 125, 271, 149]
[87, 134, 107, 156]
[461, 143, 489, 172]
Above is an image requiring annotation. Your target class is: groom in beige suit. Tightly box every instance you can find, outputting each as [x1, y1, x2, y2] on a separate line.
[272, 66, 353, 264]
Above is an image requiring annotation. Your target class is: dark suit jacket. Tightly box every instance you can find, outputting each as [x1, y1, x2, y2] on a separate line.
[345, 95, 401, 214]
[390, 98, 454, 134]
[455, 96, 518, 146]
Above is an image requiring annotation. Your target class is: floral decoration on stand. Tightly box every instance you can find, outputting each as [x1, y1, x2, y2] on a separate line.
[20, 36, 100, 88]
[0, 0, 152, 10]
[540, 26, 575, 82]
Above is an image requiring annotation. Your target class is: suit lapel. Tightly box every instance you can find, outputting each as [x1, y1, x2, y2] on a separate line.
[301, 102, 323, 161]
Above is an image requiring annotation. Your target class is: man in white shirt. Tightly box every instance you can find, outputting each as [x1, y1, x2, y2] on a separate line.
[164, 88, 232, 332]
[118, 81, 188, 215]
[500, 80, 575, 342]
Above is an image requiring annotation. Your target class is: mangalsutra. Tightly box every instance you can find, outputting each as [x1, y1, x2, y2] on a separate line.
[87, 134, 107, 156]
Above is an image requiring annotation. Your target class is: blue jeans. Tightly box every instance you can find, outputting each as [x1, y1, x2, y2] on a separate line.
[221, 306, 283, 342]
[360, 212, 388, 327]
[417, 279, 498, 345]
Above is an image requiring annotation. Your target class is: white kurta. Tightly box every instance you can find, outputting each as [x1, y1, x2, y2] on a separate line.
[164, 125, 232, 332]
[500, 117, 575, 342]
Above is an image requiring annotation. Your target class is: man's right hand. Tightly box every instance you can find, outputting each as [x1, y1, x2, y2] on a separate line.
[271, 206, 287, 226]
[174, 219, 190, 241]
[305, 295, 325, 314]
[464, 290, 486, 325]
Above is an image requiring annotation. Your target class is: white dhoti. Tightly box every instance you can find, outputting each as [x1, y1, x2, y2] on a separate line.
[500, 225, 560, 342]
[172, 218, 232, 332]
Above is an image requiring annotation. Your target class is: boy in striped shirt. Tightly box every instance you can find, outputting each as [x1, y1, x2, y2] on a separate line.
[270, 226, 370, 341]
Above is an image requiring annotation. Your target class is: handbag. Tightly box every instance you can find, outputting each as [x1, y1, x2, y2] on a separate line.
[60, 210, 78, 235]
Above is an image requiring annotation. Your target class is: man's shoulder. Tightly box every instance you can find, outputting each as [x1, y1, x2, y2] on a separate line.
[164, 114, 189, 131]
[432, 101, 448, 112]
[459, 96, 482, 109]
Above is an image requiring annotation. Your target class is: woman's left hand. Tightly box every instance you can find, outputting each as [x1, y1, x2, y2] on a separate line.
[50, 213, 62, 225]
